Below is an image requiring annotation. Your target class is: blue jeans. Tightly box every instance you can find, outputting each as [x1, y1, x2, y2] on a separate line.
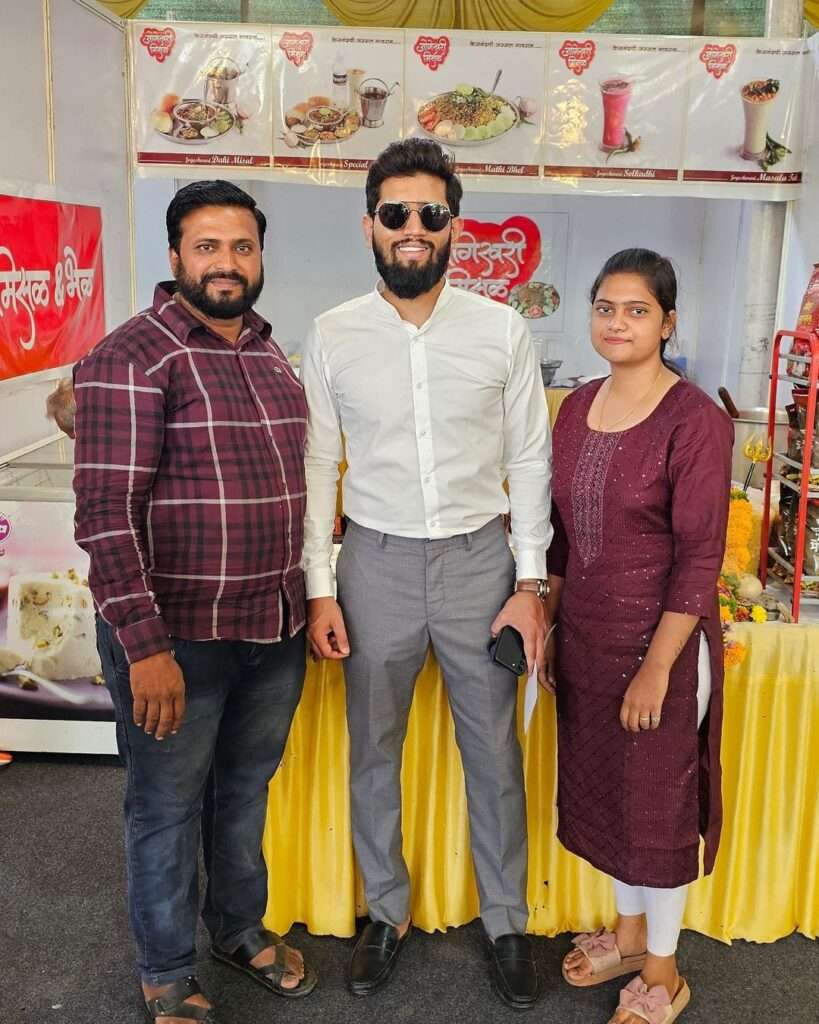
[97, 617, 305, 986]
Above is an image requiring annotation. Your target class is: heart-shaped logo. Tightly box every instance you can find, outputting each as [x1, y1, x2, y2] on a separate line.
[414, 35, 450, 71]
[558, 39, 596, 76]
[139, 27, 176, 64]
[699, 43, 737, 79]
[448, 216, 542, 304]
[279, 31, 314, 68]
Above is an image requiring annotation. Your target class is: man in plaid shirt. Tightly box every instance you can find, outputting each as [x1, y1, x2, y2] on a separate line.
[74, 181, 316, 1023]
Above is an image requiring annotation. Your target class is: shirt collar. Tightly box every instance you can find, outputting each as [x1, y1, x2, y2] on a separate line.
[372, 277, 454, 328]
[152, 281, 272, 346]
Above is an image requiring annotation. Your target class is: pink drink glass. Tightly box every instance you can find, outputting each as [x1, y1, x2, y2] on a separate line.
[600, 78, 632, 152]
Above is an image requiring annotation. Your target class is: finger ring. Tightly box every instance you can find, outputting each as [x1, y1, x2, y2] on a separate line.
[639, 715, 650, 721]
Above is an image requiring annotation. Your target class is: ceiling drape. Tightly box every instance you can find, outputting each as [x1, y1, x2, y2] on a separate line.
[98, 0, 618, 29]
[95, 1, 819, 31]
[98, 0, 151, 16]
[320, 0, 616, 30]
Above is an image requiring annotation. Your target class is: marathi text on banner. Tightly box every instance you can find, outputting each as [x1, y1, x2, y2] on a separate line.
[0, 197, 105, 381]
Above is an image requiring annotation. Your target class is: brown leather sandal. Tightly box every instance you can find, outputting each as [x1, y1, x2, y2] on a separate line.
[211, 928, 317, 998]
[144, 976, 219, 1022]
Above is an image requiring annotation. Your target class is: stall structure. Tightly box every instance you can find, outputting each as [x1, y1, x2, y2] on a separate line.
[1, 0, 818, 943]
[0, 0, 131, 754]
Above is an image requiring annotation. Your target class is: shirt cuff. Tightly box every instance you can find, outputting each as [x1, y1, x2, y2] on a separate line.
[305, 566, 335, 600]
[514, 546, 547, 582]
[116, 615, 173, 665]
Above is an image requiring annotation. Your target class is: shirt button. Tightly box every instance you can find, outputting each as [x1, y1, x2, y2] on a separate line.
[416, 381, 424, 389]
[418, 429, 427, 437]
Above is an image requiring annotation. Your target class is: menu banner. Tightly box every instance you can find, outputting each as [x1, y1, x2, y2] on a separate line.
[129, 24, 811, 195]
[404, 31, 546, 177]
[132, 21, 273, 168]
[448, 212, 567, 332]
[273, 27, 404, 171]
[0, 196, 105, 382]
[683, 37, 808, 185]
[545, 35, 690, 181]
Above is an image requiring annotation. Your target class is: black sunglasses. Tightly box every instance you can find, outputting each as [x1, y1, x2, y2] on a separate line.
[374, 201, 452, 232]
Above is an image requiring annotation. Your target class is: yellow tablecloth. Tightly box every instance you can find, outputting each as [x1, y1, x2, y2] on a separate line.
[262, 622, 819, 943]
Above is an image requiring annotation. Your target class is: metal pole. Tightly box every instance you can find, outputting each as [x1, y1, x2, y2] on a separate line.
[765, 0, 804, 35]
[737, 0, 804, 408]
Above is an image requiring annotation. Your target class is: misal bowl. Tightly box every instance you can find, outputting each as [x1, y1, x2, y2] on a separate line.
[306, 105, 345, 129]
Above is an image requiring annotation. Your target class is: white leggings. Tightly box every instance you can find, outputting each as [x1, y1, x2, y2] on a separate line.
[612, 633, 712, 958]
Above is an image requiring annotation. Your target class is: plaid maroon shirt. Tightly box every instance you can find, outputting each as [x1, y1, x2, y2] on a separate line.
[73, 283, 307, 664]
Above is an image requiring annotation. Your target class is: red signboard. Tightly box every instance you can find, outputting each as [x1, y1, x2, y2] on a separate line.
[449, 216, 542, 302]
[0, 196, 105, 382]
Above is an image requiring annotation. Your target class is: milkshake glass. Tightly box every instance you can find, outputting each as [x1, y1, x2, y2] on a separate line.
[600, 78, 632, 151]
[740, 79, 778, 160]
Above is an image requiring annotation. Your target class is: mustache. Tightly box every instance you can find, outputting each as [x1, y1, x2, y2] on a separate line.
[202, 271, 248, 285]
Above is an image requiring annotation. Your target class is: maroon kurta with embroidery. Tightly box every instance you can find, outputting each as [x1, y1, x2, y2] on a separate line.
[548, 379, 733, 887]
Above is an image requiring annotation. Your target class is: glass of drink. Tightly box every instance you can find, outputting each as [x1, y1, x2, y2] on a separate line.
[599, 78, 632, 152]
[348, 68, 366, 111]
[740, 79, 779, 160]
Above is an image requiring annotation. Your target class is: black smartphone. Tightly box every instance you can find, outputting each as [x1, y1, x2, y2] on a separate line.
[489, 625, 528, 676]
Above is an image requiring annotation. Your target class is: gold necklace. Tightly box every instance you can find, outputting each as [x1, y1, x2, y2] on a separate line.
[596, 367, 664, 431]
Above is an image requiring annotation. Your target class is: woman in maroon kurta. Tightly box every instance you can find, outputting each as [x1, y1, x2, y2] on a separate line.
[545, 249, 732, 1024]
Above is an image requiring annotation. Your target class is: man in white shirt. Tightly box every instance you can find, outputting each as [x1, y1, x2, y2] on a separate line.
[302, 139, 552, 1010]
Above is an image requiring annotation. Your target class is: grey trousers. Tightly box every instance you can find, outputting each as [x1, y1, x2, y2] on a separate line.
[336, 516, 529, 939]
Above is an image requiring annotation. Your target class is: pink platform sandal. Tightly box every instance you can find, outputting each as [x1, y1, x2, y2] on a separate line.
[562, 927, 647, 987]
[610, 975, 691, 1024]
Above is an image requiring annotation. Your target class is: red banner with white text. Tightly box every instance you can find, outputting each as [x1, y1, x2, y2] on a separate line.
[0, 196, 105, 381]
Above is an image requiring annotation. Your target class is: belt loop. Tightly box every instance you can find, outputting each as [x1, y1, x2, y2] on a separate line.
[378, 532, 388, 548]
[464, 530, 473, 550]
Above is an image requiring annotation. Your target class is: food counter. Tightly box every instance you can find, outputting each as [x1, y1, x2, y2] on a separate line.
[0, 435, 116, 754]
[261, 621, 819, 943]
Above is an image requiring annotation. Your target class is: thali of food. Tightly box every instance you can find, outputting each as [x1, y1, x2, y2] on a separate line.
[152, 97, 235, 144]
[417, 83, 519, 146]
[282, 96, 362, 147]
[508, 281, 560, 319]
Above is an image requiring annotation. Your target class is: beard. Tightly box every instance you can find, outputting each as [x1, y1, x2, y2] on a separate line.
[373, 235, 451, 300]
[174, 259, 264, 319]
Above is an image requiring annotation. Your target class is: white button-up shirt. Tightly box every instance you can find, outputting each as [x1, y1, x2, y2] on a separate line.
[301, 281, 552, 598]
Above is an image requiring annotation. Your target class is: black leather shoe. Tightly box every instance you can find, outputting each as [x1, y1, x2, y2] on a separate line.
[348, 920, 411, 996]
[487, 933, 539, 1011]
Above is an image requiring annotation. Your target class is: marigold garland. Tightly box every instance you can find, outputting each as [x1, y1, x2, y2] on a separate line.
[722, 488, 754, 576]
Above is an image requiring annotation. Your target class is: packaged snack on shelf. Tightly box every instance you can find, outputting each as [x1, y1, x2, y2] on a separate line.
[802, 501, 819, 578]
[787, 263, 819, 379]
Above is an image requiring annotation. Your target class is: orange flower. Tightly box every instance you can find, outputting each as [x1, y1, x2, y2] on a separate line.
[723, 641, 747, 668]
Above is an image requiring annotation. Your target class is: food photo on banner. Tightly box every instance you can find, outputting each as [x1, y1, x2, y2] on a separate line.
[544, 34, 690, 182]
[273, 26, 403, 171]
[683, 37, 809, 186]
[0, 503, 113, 726]
[131, 20, 273, 168]
[0, 195, 104, 381]
[404, 30, 546, 177]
